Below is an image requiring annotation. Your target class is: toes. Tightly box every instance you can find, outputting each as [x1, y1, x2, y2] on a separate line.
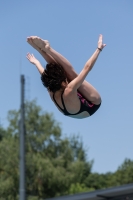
[27, 37, 33, 44]
[27, 36, 50, 51]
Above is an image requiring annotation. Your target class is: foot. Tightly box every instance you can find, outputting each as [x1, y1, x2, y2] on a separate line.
[28, 36, 50, 52]
[27, 37, 41, 52]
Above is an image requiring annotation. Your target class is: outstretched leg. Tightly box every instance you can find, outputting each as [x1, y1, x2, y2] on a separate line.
[31, 36, 76, 81]
[30, 36, 101, 105]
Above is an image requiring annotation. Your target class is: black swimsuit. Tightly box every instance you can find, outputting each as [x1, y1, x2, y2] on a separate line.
[53, 92, 101, 117]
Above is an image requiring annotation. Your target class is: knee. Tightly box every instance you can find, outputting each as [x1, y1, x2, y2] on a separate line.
[91, 94, 101, 105]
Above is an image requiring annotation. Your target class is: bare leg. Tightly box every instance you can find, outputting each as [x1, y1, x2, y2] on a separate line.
[30, 36, 75, 81]
[31, 36, 101, 104]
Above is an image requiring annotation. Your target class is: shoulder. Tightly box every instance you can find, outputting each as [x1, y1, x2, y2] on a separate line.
[63, 87, 78, 100]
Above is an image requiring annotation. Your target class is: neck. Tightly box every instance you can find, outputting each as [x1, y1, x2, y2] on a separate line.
[55, 88, 64, 95]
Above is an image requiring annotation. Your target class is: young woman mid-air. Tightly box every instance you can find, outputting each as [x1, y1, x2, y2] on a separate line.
[26, 35, 106, 119]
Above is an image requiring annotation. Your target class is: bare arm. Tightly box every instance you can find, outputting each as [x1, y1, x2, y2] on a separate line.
[26, 53, 44, 74]
[67, 34, 106, 91]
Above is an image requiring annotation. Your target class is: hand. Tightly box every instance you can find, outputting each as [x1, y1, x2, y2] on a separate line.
[98, 34, 106, 50]
[26, 53, 39, 65]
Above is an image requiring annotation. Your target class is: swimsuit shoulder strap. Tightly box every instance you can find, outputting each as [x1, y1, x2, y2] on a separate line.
[53, 91, 82, 116]
[53, 93, 64, 112]
[61, 91, 69, 114]
[61, 91, 82, 115]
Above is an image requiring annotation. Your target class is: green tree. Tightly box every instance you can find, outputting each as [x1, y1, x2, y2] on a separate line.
[114, 158, 133, 185]
[0, 133, 19, 199]
[1, 100, 132, 199]
[84, 172, 118, 190]
[24, 101, 93, 198]
[0, 126, 6, 142]
[0, 100, 93, 199]
[84, 159, 133, 191]
[68, 183, 94, 194]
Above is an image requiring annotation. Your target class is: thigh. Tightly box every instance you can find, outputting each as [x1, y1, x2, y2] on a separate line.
[65, 71, 101, 105]
[78, 80, 101, 105]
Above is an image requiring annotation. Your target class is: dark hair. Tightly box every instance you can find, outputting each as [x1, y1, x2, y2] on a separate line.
[41, 63, 67, 93]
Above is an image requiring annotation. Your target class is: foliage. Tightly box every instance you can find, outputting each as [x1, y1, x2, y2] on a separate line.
[0, 100, 92, 199]
[68, 183, 94, 194]
[0, 100, 133, 199]
[114, 158, 133, 185]
[84, 159, 133, 190]
[0, 134, 19, 199]
[0, 126, 6, 141]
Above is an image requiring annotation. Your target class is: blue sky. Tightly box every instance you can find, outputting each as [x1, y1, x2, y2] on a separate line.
[0, 0, 133, 173]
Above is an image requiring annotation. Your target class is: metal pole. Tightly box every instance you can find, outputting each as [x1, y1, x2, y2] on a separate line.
[19, 75, 26, 200]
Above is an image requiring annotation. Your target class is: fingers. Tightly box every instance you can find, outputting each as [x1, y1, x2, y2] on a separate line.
[26, 52, 33, 61]
[27, 53, 34, 57]
[98, 34, 103, 42]
[26, 55, 30, 61]
[27, 52, 31, 58]
[99, 34, 102, 39]
[26, 54, 30, 61]
[98, 34, 106, 49]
